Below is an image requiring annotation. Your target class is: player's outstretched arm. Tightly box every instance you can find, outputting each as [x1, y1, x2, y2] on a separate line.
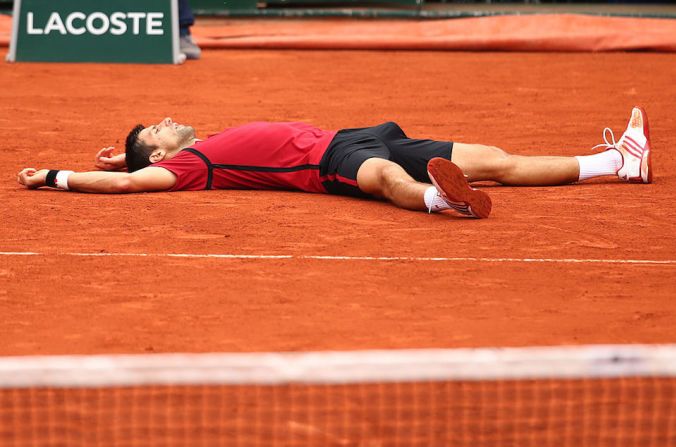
[94, 147, 127, 171]
[17, 167, 176, 193]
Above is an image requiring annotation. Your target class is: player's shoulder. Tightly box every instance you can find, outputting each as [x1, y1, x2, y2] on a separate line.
[152, 149, 205, 170]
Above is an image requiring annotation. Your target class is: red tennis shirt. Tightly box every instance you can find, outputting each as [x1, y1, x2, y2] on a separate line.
[154, 122, 337, 193]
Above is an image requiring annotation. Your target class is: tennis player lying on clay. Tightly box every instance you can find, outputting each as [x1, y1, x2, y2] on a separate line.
[17, 107, 652, 219]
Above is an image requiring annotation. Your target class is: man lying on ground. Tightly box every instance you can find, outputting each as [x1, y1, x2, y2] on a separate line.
[16, 107, 652, 219]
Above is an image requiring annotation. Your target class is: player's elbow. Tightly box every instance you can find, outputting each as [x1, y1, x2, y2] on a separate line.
[113, 176, 134, 193]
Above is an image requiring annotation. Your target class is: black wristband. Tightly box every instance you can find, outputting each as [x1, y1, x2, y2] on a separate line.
[45, 170, 59, 188]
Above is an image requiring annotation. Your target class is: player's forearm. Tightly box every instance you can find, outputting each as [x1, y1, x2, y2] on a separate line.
[67, 171, 132, 193]
[18, 167, 174, 193]
[17, 169, 132, 193]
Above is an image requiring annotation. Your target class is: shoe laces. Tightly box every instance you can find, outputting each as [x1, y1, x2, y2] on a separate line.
[591, 128, 619, 151]
[428, 191, 472, 216]
[427, 192, 445, 214]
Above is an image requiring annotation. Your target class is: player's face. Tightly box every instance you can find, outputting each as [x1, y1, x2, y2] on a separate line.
[139, 117, 195, 151]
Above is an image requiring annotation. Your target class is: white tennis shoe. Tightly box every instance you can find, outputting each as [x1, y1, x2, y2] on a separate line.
[594, 107, 653, 184]
[427, 158, 492, 219]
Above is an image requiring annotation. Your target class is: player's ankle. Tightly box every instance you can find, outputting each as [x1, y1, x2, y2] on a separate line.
[423, 186, 450, 213]
[575, 151, 622, 182]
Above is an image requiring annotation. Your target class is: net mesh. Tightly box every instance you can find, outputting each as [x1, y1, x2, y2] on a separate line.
[1, 346, 675, 446]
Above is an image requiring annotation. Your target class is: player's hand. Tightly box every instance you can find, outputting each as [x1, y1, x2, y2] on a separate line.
[95, 147, 127, 171]
[17, 168, 48, 189]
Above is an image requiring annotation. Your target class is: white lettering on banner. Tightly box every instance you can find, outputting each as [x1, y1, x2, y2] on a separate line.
[65, 12, 86, 35]
[110, 12, 127, 36]
[44, 12, 66, 35]
[24, 11, 165, 36]
[86, 12, 109, 35]
[26, 13, 43, 34]
[127, 12, 144, 35]
[146, 12, 163, 35]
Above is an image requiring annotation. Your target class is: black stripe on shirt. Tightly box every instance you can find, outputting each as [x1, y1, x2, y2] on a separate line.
[183, 148, 213, 190]
[211, 163, 320, 173]
[182, 148, 320, 190]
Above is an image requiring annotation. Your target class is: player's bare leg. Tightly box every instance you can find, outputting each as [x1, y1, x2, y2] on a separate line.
[356, 158, 429, 210]
[451, 107, 653, 186]
[451, 143, 581, 186]
[356, 157, 491, 218]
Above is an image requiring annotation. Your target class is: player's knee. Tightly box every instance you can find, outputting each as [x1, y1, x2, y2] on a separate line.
[357, 158, 412, 199]
[367, 163, 407, 200]
[379, 165, 407, 198]
[485, 146, 514, 178]
[357, 158, 395, 197]
[486, 145, 509, 160]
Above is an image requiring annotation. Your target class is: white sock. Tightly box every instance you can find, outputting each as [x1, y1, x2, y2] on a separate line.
[424, 186, 450, 213]
[575, 150, 623, 181]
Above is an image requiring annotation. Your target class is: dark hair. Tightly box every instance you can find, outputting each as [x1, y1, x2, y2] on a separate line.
[125, 124, 157, 172]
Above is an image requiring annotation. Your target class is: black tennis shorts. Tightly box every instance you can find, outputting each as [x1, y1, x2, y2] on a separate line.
[319, 121, 454, 198]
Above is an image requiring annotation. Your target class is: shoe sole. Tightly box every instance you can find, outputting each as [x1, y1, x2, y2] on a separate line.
[639, 106, 652, 184]
[427, 158, 492, 219]
[628, 106, 652, 184]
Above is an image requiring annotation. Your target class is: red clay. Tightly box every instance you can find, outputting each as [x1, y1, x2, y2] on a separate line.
[0, 50, 675, 355]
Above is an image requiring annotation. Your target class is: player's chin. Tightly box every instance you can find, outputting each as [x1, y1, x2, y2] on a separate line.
[180, 126, 195, 139]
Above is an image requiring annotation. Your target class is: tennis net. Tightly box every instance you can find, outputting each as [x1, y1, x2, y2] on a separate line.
[1, 345, 675, 446]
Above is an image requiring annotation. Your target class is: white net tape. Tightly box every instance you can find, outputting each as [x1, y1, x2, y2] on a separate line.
[1, 345, 676, 388]
[1, 345, 675, 447]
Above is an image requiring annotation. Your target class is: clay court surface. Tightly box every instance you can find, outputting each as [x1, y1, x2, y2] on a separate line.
[1, 50, 675, 356]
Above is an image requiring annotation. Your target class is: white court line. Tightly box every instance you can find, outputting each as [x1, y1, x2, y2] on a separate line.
[0, 252, 40, 256]
[0, 251, 675, 265]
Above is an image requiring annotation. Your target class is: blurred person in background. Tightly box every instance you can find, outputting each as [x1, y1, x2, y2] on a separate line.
[179, 0, 201, 60]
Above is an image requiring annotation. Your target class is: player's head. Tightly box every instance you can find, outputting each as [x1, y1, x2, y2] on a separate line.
[125, 117, 196, 172]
